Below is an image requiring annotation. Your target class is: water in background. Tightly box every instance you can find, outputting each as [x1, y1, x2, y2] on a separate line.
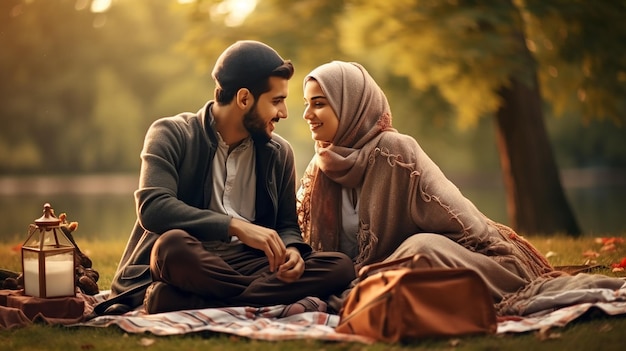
[0, 171, 624, 244]
[0, 194, 136, 243]
[0, 174, 138, 244]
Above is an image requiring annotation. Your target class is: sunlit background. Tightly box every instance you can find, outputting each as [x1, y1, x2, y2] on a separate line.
[1, 0, 625, 242]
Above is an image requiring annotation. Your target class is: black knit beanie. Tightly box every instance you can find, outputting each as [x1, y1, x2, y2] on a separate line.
[211, 40, 286, 91]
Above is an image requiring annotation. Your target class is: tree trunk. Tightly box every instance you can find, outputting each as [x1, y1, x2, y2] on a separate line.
[495, 74, 581, 236]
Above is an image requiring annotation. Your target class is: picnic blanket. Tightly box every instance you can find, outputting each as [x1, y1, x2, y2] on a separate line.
[3, 283, 626, 342]
[73, 283, 626, 342]
[76, 299, 375, 343]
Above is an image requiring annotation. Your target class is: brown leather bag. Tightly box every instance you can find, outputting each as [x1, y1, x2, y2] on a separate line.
[336, 255, 498, 342]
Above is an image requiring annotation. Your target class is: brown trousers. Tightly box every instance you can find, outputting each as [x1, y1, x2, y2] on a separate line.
[150, 229, 355, 307]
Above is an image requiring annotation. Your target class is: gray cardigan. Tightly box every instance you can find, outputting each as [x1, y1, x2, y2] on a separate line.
[94, 101, 309, 314]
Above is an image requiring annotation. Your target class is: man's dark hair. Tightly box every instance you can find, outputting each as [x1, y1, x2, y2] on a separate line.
[211, 41, 294, 105]
[215, 61, 294, 105]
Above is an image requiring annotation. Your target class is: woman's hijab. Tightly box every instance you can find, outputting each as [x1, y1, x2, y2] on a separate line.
[298, 61, 395, 253]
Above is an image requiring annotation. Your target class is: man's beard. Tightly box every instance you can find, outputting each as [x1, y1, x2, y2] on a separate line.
[243, 103, 272, 144]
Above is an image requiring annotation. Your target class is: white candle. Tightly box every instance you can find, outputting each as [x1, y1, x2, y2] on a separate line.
[23, 256, 74, 298]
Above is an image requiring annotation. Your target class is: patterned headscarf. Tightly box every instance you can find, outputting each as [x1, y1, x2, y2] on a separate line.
[298, 61, 396, 253]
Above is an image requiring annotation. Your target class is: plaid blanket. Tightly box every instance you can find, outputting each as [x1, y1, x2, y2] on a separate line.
[78, 307, 373, 343]
[4, 287, 626, 341]
[72, 291, 374, 343]
[498, 301, 626, 333]
[70, 287, 626, 341]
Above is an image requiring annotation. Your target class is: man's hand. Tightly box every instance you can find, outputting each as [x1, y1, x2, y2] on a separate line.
[229, 218, 286, 272]
[277, 247, 304, 283]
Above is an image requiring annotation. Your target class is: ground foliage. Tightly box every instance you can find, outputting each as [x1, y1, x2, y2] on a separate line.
[1, 234, 625, 350]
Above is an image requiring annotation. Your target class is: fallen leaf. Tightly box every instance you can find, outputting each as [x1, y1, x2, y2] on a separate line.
[139, 338, 155, 346]
[598, 323, 613, 332]
[599, 237, 625, 245]
[545, 251, 557, 258]
[536, 326, 562, 341]
[601, 243, 616, 252]
[583, 259, 597, 266]
[611, 257, 626, 269]
[582, 250, 600, 258]
[449, 338, 461, 347]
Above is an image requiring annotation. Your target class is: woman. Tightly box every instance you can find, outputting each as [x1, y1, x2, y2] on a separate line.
[297, 60, 557, 304]
[298, 61, 626, 316]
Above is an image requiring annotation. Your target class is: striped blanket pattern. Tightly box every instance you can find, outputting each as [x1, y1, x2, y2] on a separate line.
[78, 305, 374, 343]
[73, 289, 626, 342]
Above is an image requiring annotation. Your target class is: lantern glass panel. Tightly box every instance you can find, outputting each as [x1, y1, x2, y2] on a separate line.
[23, 227, 73, 250]
[23, 248, 75, 298]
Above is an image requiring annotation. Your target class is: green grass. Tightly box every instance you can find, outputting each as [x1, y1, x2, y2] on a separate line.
[2, 234, 626, 351]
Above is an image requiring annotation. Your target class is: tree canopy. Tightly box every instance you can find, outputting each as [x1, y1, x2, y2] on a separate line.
[1, 0, 625, 234]
[0, 0, 208, 174]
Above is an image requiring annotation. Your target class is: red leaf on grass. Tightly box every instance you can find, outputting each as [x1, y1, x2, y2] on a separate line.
[582, 250, 600, 258]
[601, 243, 617, 252]
[611, 257, 626, 269]
[596, 237, 625, 245]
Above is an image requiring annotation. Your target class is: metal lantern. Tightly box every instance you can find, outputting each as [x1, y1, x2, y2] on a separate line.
[21, 203, 76, 298]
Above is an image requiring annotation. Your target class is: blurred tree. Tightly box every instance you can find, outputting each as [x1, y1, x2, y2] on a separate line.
[0, 0, 100, 173]
[0, 0, 207, 174]
[84, 66, 144, 171]
[328, 0, 582, 235]
[183, 0, 626, 235]
[2, 0, 623, 234]
[524, 0, 626, 125]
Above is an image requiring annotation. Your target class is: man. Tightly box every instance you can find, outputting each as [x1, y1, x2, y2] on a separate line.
[94, 40, 355, 315]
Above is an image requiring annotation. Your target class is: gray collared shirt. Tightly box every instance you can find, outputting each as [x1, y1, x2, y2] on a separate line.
[209, 132, 256, 241]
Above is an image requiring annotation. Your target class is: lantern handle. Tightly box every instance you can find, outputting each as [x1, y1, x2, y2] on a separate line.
[34, 203, 61, 227]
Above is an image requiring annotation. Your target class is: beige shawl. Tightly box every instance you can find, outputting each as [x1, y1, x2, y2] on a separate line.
[297, 61, 552, 280]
